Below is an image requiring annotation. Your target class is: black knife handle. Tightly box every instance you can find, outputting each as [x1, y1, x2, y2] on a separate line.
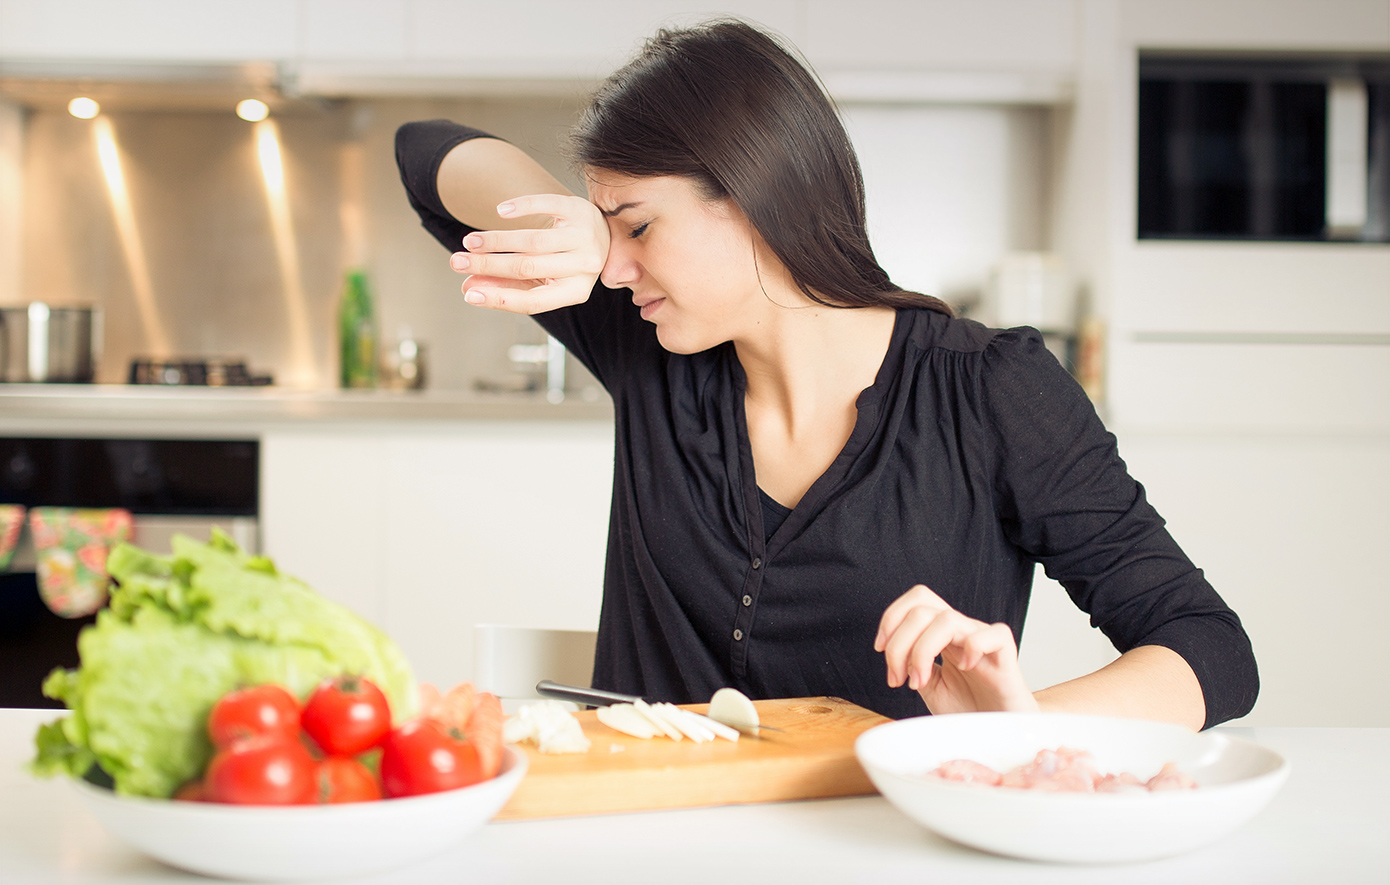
[535, 680, 644, 707]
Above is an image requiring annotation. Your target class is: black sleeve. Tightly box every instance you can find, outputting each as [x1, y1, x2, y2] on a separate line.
[393, 119, 655, 393]
[394, 119, 499, 253]
[980, 328, 1259, 728]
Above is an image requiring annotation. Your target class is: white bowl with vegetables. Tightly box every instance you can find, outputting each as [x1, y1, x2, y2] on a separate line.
[72, 747, 526, 882]
[31, 533, 524, 881]
[855, 712, 1289, 864]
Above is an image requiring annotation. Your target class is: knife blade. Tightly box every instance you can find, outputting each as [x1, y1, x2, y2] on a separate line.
[534, 681, 644, 707]
[534, 680, 785, 735]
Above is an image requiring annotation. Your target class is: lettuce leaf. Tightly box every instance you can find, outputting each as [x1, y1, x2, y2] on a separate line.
[31, 530, 416, 798]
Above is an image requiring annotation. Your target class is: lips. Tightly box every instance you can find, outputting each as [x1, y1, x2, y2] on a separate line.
[635, 296, 665, 321]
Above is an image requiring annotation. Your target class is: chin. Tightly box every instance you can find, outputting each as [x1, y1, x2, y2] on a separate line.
[654, 325, 720, 355]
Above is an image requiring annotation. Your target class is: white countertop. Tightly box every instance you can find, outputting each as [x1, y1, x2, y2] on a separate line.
[2, 708, 1386, 884]
[0, 384, 614, 429]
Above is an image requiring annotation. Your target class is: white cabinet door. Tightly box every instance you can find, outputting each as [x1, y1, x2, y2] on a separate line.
[1120, 0, 1390, 51]
[377, 422, 612, 688]
[1115, 430, 1390, 727]
[260, 422, 613, 688]
[802, 0, 1077, 71]
[0, 0, 298, 60]
[367, 0, 797, 78]
[260, 430, 392, 624]
[1107, 340, 1390, 432]
[1115, 243, 1390, 337]
[301, 0, 410, 61]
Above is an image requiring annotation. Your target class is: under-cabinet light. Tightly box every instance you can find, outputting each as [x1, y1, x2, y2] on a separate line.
[236, 99, 269, 122]
[68, 97, 99, 119]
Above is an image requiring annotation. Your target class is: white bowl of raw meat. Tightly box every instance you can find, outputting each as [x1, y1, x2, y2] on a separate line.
[71, 746, 527, 882]
[855, 712, 1288, 864]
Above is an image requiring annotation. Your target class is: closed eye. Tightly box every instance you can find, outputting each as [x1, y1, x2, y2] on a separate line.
[628, 222, 650, 240]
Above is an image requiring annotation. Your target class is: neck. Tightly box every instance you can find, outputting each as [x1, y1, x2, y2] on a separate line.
[735, 301, 897, 430]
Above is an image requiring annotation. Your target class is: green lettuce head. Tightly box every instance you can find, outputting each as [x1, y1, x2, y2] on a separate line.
[31, 530, 415, 798]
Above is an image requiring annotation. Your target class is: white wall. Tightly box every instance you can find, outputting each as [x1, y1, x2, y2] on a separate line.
[844, 103, 1050, 305]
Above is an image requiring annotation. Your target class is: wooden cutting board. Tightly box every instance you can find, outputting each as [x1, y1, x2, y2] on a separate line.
[495, 697, 890, 819]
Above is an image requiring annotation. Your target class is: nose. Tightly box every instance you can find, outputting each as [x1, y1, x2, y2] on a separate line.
[599, 232, 639, 290]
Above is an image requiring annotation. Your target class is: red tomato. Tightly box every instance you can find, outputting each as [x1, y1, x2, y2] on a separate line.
[301, 675, 392, 757]
[315, 756, 382, 803]
[379, 719, 483, 798]
[207, 684, 301, 749]
[205, 735, 317, 805]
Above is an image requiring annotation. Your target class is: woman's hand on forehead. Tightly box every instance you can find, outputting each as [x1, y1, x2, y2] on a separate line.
[449, 193, 609, 315]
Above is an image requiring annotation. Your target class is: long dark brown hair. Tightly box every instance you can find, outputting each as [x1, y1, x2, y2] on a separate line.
[571, 19, 952, 316]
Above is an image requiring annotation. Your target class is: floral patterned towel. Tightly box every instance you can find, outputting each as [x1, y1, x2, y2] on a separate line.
[28, 507, 135, 619]
[0, 505, 24, 571]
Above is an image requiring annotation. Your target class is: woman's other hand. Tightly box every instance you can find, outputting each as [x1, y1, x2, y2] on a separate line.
[449, 193, 609, 315]
[874, 584, 1039, 715]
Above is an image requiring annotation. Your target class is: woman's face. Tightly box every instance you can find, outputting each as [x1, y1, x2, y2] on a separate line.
[586, 170, 774, 354]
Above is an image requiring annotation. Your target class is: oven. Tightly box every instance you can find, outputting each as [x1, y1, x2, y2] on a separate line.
[0, 437, 258, 708]
[1138, 53, 1390, 242]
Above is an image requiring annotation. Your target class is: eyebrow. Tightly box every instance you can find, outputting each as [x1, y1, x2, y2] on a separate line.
[598, 201, 643, 218]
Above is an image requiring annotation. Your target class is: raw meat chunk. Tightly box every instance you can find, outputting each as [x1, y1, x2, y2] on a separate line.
[922, 747, 1197, 794]
[929, 759, 1003, 785]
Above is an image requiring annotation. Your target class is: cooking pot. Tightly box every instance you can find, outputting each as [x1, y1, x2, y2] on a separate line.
[0, 304, 101, 383]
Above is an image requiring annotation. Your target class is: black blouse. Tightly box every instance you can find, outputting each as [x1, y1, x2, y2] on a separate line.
[395, 120, 1259, 727]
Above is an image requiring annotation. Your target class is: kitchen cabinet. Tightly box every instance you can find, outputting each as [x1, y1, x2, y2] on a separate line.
[1116, 431, 1390, 729]
[260, 421, 613, 690]
[801, 0, 1076, 72]
[0, 0, 298, 61]
[1, 0, 1080, 104]
[1037, 0, 1390, 728]
[1116, 244, 1390, 337]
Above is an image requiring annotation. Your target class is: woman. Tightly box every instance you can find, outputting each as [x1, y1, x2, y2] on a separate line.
[395, 20, 1257, 729]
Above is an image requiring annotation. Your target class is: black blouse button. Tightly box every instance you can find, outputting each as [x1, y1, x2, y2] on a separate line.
[733, 629, 744, 641]
[742, 595, 752, 606]
[751, 557, 762, 569]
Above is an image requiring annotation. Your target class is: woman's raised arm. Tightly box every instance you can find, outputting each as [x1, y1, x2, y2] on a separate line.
[434, 136, 572, 231]
[437, 139, 609, 316]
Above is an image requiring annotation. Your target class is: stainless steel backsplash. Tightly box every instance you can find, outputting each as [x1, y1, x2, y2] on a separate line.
[12, 95, 587, 390]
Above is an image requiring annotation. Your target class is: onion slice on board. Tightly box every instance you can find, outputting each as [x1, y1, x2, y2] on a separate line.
[707, 688, 760, 733]
[596, 703, 658, 739]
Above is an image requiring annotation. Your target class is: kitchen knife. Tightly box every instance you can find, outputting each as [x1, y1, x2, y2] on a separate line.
[534, 680, 786, 735]
[535, 681, 643, 707]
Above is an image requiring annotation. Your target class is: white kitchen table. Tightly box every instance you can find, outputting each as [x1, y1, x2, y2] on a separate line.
[2, 708, 1385, 884]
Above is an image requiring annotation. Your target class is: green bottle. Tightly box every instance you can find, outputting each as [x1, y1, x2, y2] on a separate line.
[338, 269, 378, 389]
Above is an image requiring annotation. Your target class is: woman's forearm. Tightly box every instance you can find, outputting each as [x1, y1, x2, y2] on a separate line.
[1033, 645, 1207, 731]
[436, 137, 574, 231]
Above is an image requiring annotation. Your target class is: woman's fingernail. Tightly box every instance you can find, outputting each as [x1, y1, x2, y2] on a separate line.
[451, 253, 470, 271]
[465, 289, 485, 305]
[463, 234, 482, 249]
[907, 671, 918, 691]
[497, 201, 515, 217]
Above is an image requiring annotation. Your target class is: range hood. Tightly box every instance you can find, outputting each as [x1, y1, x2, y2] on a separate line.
[0, 60, 284, 112]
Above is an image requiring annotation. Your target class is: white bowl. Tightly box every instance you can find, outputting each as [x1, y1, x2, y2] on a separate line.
[73, 746, 527, 881]
[855, 713, 1288, 864]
